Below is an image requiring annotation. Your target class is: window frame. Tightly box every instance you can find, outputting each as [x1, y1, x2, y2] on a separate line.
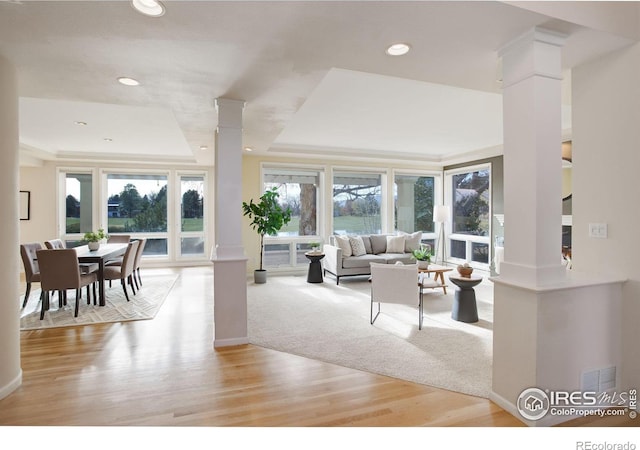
[444, 162, 492, 269]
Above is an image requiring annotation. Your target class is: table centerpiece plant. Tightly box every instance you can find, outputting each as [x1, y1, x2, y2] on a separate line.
[411, 244, 433, 269]
[83, 228, 108, 251]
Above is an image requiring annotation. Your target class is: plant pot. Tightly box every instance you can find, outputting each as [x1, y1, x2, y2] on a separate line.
[254, 269, 267, 284]
[417, 260, 429, 270]
[88, 242, 100, 251]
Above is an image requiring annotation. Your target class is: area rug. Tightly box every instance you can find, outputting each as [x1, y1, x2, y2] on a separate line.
[247, 275, 494, 398]
[20, 274, 178, 330]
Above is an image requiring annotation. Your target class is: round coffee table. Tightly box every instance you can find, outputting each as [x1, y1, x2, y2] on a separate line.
[304, 252, 325, 283]
[448, 275, 482, 323]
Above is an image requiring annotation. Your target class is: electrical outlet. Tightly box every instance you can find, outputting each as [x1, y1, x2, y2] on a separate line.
[589, 223, 608, 238]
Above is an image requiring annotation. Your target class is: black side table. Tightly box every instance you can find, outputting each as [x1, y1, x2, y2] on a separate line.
[305, 252, 325, 283]
[448, 275, 482, 323]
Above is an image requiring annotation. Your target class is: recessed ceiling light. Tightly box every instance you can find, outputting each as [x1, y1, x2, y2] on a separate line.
[244, 147, 253, 152]
[74, 121, 87, 126]
[131, 0, 165, 17]
[103, 138, 113, 142]
[386, 43, 411, 56]
[117, 77, 140, 86]
[199, 145, 208, 150]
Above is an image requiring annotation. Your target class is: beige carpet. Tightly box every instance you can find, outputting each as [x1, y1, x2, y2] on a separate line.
[20, 274, 178, 330]
[247, 274, 494, 398]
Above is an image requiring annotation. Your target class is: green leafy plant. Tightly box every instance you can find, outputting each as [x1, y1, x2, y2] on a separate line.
[83, 228, 108, 243]
[242, 188, 292, 271]
[411, 244, 432, 262]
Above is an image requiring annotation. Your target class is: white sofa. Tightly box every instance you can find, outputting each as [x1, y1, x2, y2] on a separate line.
[322, 232, 421, 284]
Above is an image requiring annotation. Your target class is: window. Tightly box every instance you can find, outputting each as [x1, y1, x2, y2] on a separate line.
[333, 172, 382, 235]
[64, 172, 93, 234]
[446, 165, 491, 266]
[179, 175, 205, 257]
[264, 168, 320, 237]
[394, 174, 435, 233]
[106, 173, 168, 256]
[452, 169, 490, 236]
[262, 166, 322, 269]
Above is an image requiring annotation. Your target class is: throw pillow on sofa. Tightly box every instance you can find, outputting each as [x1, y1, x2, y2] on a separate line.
[386, 235, 406, 253]
[334, 235, 352, 257]
[360, 235, 373, 254]
[349, 236, 367, 257]
[400, 231, 422, 252]
[370, 235, 388, 254]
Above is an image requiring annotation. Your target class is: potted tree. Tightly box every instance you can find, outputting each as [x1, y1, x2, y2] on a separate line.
[242, 188, 292, 283]
[83, 228, 108, 251]
[411, 244, 433, 270]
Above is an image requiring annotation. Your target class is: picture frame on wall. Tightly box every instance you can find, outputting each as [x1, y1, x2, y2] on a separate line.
[19, 190, 30, 220]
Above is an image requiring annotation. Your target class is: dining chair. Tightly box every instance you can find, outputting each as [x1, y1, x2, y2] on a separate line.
[131, 238, 146, 289]
[105, 238, 146, 290]
[107, 234, 131, 243]
[44, 239, 65, 249]
[20, 243, 43, 307]
[36, 249, 98, 319]
[104, 240, 139, 302]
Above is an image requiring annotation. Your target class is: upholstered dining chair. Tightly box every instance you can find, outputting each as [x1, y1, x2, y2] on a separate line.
[370, 262, 423, 330]
[44, 239, 65, 249]
[36, 249, 98, 319]
[105, 238, 145, 289]
[107, 234, 130, 244]
[104, 240, 139, 302]
[20, 242, 43, 307]
[131, 238, 146, 290]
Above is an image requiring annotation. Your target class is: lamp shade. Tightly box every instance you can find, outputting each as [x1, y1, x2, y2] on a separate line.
[434, 205, 451, 223]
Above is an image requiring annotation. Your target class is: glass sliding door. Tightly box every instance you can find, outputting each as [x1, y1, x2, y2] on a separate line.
[179, 174, 205, 258]
[62, 171, 93, 247]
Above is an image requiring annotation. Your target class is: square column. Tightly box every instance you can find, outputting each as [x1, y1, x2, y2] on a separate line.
[498, 27, 567, 287]
[0, 54, 22, 400]
[211, 98, 249, 348]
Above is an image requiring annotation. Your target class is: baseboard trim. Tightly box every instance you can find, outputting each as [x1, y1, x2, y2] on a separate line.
[214, 337, 250, 348]
[0, 370, 22, 401]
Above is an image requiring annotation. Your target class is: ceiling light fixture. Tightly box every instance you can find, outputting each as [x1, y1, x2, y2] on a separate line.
[103, 138, 113, 142]
[244, 147, 253, 152]
[131, 0, 165, 17]
[74, 121, 87, 126]
[386, 43, 411, 56]
[199, 145, 208, 150]
[117, 76, 140, 86]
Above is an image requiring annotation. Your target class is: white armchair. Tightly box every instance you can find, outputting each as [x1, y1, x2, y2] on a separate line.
[370, 263, 423, 330]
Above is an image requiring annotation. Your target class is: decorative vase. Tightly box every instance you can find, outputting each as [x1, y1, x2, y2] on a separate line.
[457, 265, 473, 278]
[254, 269, 267, 284]
[417, 260, 429, 270]
[88, 242, 100, 251]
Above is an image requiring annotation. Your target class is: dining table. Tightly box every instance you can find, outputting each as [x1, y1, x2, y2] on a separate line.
[74, 243, 128, 306]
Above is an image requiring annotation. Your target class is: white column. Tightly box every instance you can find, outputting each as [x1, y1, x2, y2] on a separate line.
[211, 98, 249, 348]
[491, 28, 625, 426]
[498, 27, 567, 287]
[0, 54, 22, 399]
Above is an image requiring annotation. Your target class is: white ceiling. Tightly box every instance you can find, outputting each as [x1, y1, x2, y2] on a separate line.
[0, 1, 637, 166]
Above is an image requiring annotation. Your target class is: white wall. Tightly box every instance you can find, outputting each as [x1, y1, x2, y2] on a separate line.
[572, 42, 640, 390]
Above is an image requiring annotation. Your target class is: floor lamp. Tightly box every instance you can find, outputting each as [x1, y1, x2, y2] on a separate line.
[433, 205, 451, 265]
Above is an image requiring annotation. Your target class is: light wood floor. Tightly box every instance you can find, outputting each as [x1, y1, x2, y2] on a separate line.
[1, 266, 635, 428]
